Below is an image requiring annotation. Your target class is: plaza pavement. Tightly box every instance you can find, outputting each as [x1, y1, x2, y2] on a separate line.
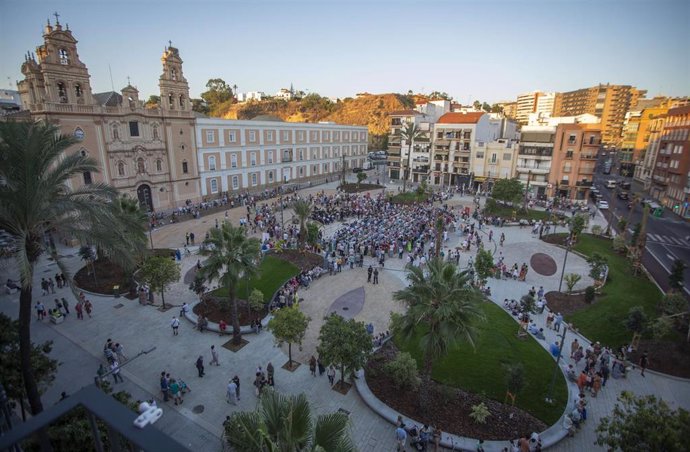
[1, 181, 689, 451]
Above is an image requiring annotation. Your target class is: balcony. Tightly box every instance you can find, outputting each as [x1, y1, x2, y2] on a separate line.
[560, 179, 570, 186]
[516, 166, 550, 175]
[580, 154, 598, 160]
[576, 180, 593, 187]
[412, 165, 430, 173]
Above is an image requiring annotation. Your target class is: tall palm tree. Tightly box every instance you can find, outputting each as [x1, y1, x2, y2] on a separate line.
[398, 121, 423, 193]
[199, 223, 261, 345]
[0, 121, 140, 415]
[224, 389, 355, 452]
[292, 199, 311, 250]
[392, 257, 485, 411]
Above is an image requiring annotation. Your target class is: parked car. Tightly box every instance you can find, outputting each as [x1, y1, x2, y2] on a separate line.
[620, 181, 631, 190]
[617, 191, 629, 200]
[598, 200, 609, 210]
[352, 167, 364, 173]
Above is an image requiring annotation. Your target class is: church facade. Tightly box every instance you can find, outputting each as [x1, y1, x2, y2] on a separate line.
[16, 17, 202, 212]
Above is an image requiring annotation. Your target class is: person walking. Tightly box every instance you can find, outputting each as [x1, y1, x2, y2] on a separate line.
[75, 301, 84, 320]
[195, 355, 205, 377]
[210, 345, 220, 366]
[171, 316, 180, 335]
[35, 302, 46, 321]
[367, 265, 373, 283]
[84, 299, 93, 318]
[266, 362, 274, 385]
[317, 357, 325, 376]
[110, 360, 124, 384]
[309, 356, 317, 377]
[570, 338, 579, 359]
[226, 379, 238, 405]
[160, 372, 170, 402]
[554, 312, 563, 332]
[61, 298, 70, 315]
[639, 352, 648, 377]
[232, 375, 241, 400]
[327, 365, 336, 386]
[373, 268, 379, 284]
[170, 379, 183, 405]
[114, 343, 127, 362]
[395, 423, 407, 451]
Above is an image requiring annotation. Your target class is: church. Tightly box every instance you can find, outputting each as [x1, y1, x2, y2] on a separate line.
[15, 15, 202, 211]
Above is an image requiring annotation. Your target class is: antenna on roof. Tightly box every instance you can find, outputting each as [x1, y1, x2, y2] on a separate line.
[109, 64, 115, 92]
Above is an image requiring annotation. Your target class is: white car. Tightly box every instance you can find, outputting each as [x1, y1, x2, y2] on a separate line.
[598, 201, 609, 210]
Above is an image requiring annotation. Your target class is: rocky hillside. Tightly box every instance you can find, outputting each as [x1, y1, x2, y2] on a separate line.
[216, 93, 420, 149]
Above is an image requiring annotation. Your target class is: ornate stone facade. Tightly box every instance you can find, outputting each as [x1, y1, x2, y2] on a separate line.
[16, 17, 201, 211]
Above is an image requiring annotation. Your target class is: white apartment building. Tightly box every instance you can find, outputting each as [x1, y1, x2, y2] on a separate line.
[517, 125, 556, 198]
[237, 91, 265, 102]
[195, 117, 367, 197]
[387, 109, 436, 183]
[527, 113, 600, 127]
[473, 139, 518, 183]
[516, 91, 555, 125]
[275, 88, 294, 100]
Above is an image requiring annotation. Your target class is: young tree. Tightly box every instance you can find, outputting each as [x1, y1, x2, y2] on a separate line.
[398, 122, 423, 193]
[668, 259, 686, 292]
[248, 288, 265, 321]
[224, 389, 355, 451]
[569, 214, 586, 241]
[596, 391, 689, 451]
[199, 223, 261, 345]
[564, 273, 582, 293]
[78, 245, 97, 283]
[474, 248, 495, 285]
[490, 178, 524, 206]
[317, 314, 372, 387]
[356, 171, 367, 187]
[292, 199, 312, 249]
[392, 258, 485, 411]
[587, 252, 608, 281]
[267, 305, 310, 368]
[306, 222, 320, 248]
[624, 306, 648, 336]
[504, 362, 525, 396]
[0, 121, 144, 415]
[138, 256, 180, 309]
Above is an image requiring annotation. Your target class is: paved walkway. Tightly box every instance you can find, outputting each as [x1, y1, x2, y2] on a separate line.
[2, 185, 689, 451]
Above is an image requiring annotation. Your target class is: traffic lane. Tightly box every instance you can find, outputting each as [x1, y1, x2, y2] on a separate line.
[644, 242, 690, 295]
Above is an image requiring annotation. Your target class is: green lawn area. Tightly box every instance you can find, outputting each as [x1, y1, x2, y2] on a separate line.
[485, 202, 551, 221]
[210, 255, 299, 303]
[567, 234, 663, 346]
[390, 191, 429, 204]
[395, 302, 567, 424]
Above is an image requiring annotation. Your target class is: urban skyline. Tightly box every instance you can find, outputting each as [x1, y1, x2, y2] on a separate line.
[1, 0, 688, 103]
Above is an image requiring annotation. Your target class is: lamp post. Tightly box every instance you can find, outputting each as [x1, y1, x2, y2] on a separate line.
[558, 234, 572, 293]
[545, 326, 567, 404]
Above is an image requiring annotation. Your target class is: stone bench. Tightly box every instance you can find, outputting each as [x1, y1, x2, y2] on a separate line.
[49, 315, 65, 325]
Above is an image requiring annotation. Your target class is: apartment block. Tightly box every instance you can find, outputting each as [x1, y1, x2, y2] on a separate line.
[515, 91, 555, 125]
[650, 105, 690, 218]
[517, 126, 556, 198]
[634, 114, 667, 189]
[550, 123, 601, 200]
[553, 84, 646, 145]
[195, 118, 367, 197]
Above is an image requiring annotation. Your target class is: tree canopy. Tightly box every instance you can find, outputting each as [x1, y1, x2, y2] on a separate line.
[138, 256, 180, 308]
[317, 314, 371, 385]
[474, 248, 495, 284]
[491, 178, 524, 205]
[267, 305, 311, 367]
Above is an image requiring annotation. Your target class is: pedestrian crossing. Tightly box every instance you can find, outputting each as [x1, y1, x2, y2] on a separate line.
[646, 233, 688, 246]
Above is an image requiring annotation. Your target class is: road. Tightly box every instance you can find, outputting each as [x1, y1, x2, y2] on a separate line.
[593, 150, 690, 295]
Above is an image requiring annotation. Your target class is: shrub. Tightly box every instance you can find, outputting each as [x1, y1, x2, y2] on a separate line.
[587, 253, 608, 280]
[504, 362, 525, 394]
[564, 273, 582, 293]
[649, 316, 674, 339]
[624, 306, 648, 334]
[585, 286, 596, 303]
[384, 351, 421, 390]
[591, 225, 603, 236]
[612, 235, 626, 252]
[470, 402, 491, 424]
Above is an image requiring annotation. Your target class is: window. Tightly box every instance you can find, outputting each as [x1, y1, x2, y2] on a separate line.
[57, 82, 68, 103]
[503, 153, 512, 161]
[179, 95, 184, 108]
[232, 176, 239, 189]
[83, 171, 92, 185]
[137, 158, 145, 173]
[228, 131, 236, 142]
[250, 152, 257, 166]
[117, 162, 125, 176]
[475, 152, 484, 159]
[249, 131, 256, 142]
[182, 160, 188, 174]
[299, 167, 304, 176]
[156, 159, 163, 172]
[324, 131, 330, 141]
[75, 84, 82, 98]
[463, 131, 471, 139]
[231, 154, 238, 168]
[74, 127, 84, 141]
[490, 153, 497, 163]
[171, 68, 177, 81]
[298, 149, 304, 161]
[323, 163, 329, 172]
[210, 178, 218, 193]
[566, 150, 574, 159]
[298, 131, 305, 141]
[58, 48, 69, 65]
[266, 131, 273, 141]
[463, 143, 470, 151]
[268, 171, 274, 182]
[168, 93, 174, 109]
[206, 130, 215, 143]
[568, 134, 577, 144]
[129, 121, 140, 137]
[209, 156, 216, 171]
[267, 151, 273, 164]
[282, 131, 289, 141]
[251, 173, 257, 186]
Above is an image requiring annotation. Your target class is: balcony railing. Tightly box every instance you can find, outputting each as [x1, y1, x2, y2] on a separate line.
[576, 180, 593, 187]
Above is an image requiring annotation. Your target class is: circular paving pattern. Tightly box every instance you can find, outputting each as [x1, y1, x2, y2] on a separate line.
[530, 253, 557, 276]
[327, 286, 365, 319]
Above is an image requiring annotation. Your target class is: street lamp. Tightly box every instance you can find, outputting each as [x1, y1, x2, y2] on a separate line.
[558, 234, 572, 293]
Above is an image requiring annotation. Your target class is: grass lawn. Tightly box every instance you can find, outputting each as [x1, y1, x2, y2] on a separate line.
[567, 234, 664, 346]
[210, 255, 299, 302]
[395, 301, 567, 424]
[390, 191, 429, 204]
[485, 202, 551, 221]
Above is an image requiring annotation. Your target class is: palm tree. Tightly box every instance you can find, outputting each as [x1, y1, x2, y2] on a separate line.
[392, 257, 485, 411]
[292, 199, 311, 250]
[398, 121, 423, 193]
[223, 389, 355, 452]
[199, 223, 261, 345]
[0, 121, 141, 415]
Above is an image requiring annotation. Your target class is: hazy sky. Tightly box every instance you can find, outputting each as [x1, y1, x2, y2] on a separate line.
[1, 0, 688, 103]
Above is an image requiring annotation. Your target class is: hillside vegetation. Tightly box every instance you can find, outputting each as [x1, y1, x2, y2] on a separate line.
[214, 93, 420, 149]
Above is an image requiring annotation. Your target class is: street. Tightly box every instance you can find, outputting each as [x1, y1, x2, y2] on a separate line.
[593, 150, 690, 295]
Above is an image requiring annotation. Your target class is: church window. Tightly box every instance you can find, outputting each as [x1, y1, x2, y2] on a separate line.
[74, 84, 82, 98]
[179, 95, 184, 108]
[209, 156, 217, 171]
[112, 124, 120, 141]
[83, 171, 92, 185]
[182, 160, 189, 174]
[129, 121, 140, 137]
[58, 48, 69, 65]
[57, 82, 68, 103]
[168, 93, 174, 110]
[152, 124, 159, 140]
[137, 158, 145, 174]
[171, 68, 177, 81]
[156, 159, 163, 172]
[73, 127, 84, 141]
[210, 178, 218, 193]
[117, 161, 125, 176]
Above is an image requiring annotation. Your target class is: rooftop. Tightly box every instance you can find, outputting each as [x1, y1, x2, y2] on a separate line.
[437, 112, 485, 124]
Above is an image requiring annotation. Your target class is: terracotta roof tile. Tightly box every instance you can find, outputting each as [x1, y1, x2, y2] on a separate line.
[437, 112, 485, 124]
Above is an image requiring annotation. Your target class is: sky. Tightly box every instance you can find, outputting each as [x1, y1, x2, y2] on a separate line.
[1, 0, 688, 103]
